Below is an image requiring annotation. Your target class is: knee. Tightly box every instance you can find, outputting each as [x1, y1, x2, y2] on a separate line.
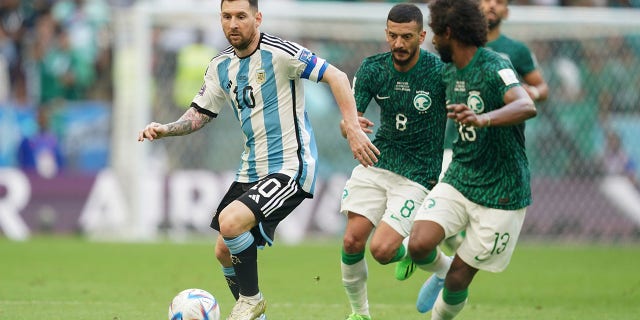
[369, 243, 396, 264]
[342, 233, 366, 254]
[408, 235, 437, 261]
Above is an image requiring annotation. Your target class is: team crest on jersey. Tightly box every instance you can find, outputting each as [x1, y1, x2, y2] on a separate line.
[467, 91, 484, 113]
[413, 91, 432, 113]
[256, 69, 266, 84]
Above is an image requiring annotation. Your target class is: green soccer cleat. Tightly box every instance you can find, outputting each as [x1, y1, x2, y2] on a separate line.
[394, 257, 417, 281]
[345, 313, 371, 320]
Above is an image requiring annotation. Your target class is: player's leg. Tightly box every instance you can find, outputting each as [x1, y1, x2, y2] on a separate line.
[342, 213, 375, 320]
[371, 177, 427, 266]
[218, 200, 265, 320]
[369, 222, 405, 264]
[409, 221, 452, 313]
[212, 182, 247, 301]
[374, 178, 429, 281]
[433, 205, 527, 319]
[224, 174, 307, 320]
[409, 183, 468, 313]
[340, 165, 388, 320]
[214, 235, 239, 299]
[430, 256, 476, 320]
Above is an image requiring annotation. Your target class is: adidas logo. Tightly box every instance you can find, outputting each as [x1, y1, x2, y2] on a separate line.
[249, 194, 260, 203]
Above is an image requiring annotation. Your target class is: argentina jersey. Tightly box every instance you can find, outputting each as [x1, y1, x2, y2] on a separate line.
[192, 33, 328, 196]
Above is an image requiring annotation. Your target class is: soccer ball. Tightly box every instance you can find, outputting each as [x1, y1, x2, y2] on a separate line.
[168, 288, 220, 320]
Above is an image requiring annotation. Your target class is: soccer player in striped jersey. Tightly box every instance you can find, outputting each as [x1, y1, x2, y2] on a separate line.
[338, 4, 449, 320]
[408, 0, 537, 318]
[138, 1, 379, 319]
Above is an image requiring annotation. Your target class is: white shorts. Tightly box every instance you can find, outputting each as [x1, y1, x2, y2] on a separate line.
[341, 165, 429, 238]
[414, 182, 526, 272]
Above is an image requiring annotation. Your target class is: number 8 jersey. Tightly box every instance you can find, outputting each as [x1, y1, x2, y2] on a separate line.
[352, 49, 447, 190]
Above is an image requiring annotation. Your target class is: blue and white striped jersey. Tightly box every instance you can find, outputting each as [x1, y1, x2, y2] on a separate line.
[192, 33, 328, 196]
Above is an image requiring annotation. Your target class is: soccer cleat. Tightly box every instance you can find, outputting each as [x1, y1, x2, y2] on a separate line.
[226, 295, 266, 320]
[345, 313, 371, 320]
[394, 257, 417, 281]
[416, 274, 445, 313]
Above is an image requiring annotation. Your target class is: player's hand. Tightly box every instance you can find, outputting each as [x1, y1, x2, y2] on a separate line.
[357, 116, 374, 134]
[345, 124, 379, 167]
[447, 104, 488, 128]
[138, 122, 168, 141]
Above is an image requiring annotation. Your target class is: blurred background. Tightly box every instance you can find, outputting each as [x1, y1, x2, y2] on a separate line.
[1, 0, 639, 244]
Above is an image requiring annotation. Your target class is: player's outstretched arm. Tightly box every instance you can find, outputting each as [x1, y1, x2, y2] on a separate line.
[138, 106, 212, 142]
[322, 65, 379, 166]
[339, 113, 374, 138]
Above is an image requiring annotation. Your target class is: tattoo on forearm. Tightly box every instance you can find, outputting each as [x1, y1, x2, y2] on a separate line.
[166, 108, 211, 136]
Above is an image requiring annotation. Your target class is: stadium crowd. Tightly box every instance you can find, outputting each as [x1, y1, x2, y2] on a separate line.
[1, 0, 639, 176]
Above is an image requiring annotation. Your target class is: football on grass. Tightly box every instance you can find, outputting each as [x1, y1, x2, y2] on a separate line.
[168, 288, 220, 320]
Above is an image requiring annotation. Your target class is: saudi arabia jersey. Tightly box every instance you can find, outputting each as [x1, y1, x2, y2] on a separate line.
[352, 49, 447, 189]
[486, 34, 537, 79]
[443, 35, 538, 150]
[192, 33, 326, 196]
[441, 47, 532, 210]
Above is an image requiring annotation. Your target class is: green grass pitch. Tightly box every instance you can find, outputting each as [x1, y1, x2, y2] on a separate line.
[1, 236, 639, 319]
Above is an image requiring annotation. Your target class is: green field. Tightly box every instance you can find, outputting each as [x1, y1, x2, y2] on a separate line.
[1, 236, 639, 320]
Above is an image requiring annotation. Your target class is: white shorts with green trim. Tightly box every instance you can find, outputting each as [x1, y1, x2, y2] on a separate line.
[341, 165, 429, 237]
[414, 182, 526, 272]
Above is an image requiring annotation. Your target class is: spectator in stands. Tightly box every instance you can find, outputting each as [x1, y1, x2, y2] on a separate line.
[37, 25, 95, 103]
[17, 106, 64, 178]
[600, 130, 639, 190]
[0, 0, 26, 103]
[173, 28, 218, 109]
[52, 0, 111, 99]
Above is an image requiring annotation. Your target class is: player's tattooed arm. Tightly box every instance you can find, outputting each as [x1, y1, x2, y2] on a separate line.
[138, 107, 212, 142]
[166, 107, 212, 136]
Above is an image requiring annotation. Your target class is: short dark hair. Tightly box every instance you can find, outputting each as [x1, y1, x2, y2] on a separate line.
[220, 0, 258, 10]
[428, 0, 487, 47]
[388, 3, 423, 30]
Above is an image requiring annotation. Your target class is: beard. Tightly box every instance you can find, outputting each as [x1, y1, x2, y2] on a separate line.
[391, 48, 416, 67]
[488, 17, 501, 30]
[225, 31, 254, 51]
[436, 44, 453, 63]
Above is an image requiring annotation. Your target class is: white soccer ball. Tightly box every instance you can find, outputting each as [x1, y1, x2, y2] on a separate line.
[168, 288, 221, 320]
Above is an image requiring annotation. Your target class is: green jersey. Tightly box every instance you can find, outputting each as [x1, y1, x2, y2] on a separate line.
[441, 47, 532, 210]
[444, 35, 537, 150]
[353, 49, 447, 189]
[486, 34, 537, 79]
